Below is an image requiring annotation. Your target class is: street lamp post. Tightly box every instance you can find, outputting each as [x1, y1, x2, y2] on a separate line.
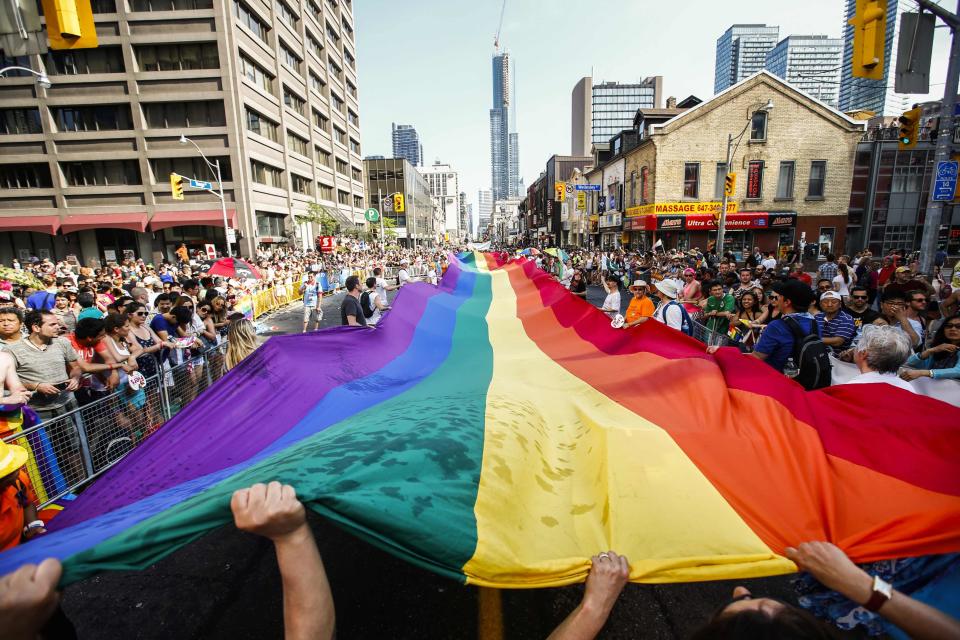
[716, 100, 773, 257]
[0, 66, 51, 88]
[179, 135, 231, 257]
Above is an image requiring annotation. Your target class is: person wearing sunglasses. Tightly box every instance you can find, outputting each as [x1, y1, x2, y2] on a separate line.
[900, 314, 960, 381]
[548, 543, 960, 640]
[843, 285, 879, 333]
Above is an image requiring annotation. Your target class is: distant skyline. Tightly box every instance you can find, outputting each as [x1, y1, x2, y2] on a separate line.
[354, 1, 949, 232]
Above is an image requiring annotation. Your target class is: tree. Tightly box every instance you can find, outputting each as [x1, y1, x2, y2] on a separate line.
[296, 203, 340, 236]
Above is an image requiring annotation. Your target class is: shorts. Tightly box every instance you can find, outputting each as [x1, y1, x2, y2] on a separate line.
[303, 304, 321, 323]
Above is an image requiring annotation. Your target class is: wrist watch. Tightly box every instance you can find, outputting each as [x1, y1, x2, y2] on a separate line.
[864, 575, 893, 612]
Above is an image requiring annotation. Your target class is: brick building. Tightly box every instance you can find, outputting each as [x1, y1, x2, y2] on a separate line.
[615, 71, 863, 259]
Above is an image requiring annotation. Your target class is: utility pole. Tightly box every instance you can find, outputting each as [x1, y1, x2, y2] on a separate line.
[918, 0, 960, 273]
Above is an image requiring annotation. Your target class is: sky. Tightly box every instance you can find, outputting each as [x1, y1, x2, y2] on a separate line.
[353, 0, 951, 233]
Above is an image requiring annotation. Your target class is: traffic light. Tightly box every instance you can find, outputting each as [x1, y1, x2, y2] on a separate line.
[170, 173, 184, 200]
[898, 107, 922, 149]
[848, 0, 887, 80]
[554, 181, 565, 201]
[393, 193, 405, 213]
[41, 0, 98, 50]
[724, 172, 737, 198]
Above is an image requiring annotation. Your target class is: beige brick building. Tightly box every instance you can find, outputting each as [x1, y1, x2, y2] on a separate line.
[619, 71, 864, 258]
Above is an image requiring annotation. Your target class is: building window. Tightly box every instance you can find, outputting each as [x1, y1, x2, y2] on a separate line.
[306, 33, 323, 58]
[776, 161, 795, 199]
[312, 109, 329, 131]
[325, 21, 340, 44]
[308, 71, 325, 93]
[329, 91, 344, 113]
[250, 159, 283, 188]
[275, 0, 297, 26]
[0, 163, 52, 188]
[335, 157, 348, 175]
[353, 194, 363, 208]
[53, 105, 132, 132]
[232, 0, 269, 44]
[807, 160, 826, 198]
[290, 173, 311, 195]
[306, 0, 321, 22]
[343, 50, 355, 70]
[640, 166, 649, 203]
[282, 86, 306, 115]
[337, 189, 350, 205]
[279, 42, 302, 74]
[341, 16, 352, 40]
[714, 163, 727, 199]
[256, 212, 286, 236]
[316, 147, 331, 167]
[0, 108, 42, 134]
[46, 46, 124, 74]
[682, 162, 699, 199]
[347, 109, 358, 126]
[245, 108, 279, 142]
[746, 160, 764, 199]
[286, 130, 309, 157]
[892, 166, 923, 192]
[750, 110, 767, 141]
[351, 166, 361, 182]
[134, 42, 219, 71]
[326, 58, 342, 81]
[332, 125, 346, 144]
[239, 53, 274, 94]
[345, 79, 357, 98]
[143, 101, 225, 128]
[318, 182, 333, 200]
[129, 0, 211, 10]
[628, 171, 636, 206]
[348, 137, 360, 154]
[61, 160, 141, 186]
[91, 0, 115, 12]
[151, 156, 231, 182]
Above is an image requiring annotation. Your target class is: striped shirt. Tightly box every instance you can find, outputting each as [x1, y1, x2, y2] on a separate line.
[815, 310, 856, 354]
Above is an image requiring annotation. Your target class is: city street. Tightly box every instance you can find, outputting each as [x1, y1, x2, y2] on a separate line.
[59, 286, 797, 639]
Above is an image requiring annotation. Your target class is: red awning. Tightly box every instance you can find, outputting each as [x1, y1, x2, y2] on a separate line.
[61, 213, 149, 234]
[149, 209, 237, 231]
[0, 216, 61, 235]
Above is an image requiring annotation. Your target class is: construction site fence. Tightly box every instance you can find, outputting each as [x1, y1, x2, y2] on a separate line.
[2, 342, 229, 509]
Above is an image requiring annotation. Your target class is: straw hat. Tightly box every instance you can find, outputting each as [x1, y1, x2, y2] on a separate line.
[0, 440, 28, 479]
[628, 280, 648, 292]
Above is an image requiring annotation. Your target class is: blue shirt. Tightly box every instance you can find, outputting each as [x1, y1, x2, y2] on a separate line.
[815, 310, 856, 354]
[26, 290, 56, 311]
[754, 313, 819, 373]
[301, 282, 320, 307]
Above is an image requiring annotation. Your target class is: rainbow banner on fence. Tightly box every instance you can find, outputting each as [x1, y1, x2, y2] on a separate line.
[2, 252, 959, 587]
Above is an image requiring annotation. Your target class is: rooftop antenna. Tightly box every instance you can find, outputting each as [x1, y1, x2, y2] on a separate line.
[494, 0, 507, 51]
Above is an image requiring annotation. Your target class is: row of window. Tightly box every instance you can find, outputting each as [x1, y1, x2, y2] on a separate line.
[681, 160, 827, 200]
[246, 108, 359, 169]
[0, 157, 232, 188]
[0, 102, 226, 134]
[249, 160, 359, 206]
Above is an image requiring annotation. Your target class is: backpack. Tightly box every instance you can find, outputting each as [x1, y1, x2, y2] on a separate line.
[783, 316, 832, 390]
[663, 301, 694, 336]
[359, 291, 375, 319]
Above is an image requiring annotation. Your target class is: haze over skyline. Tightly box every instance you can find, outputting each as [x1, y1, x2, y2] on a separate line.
[354, 0, 950, 232]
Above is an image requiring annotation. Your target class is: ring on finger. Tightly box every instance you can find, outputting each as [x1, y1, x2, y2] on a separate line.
[598, 553, 610, 560]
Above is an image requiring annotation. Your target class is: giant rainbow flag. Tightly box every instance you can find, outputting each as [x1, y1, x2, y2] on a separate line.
[1, 252, 959, 587]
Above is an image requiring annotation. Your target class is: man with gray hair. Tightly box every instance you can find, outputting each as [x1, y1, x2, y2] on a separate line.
[846, 324, 916, 393]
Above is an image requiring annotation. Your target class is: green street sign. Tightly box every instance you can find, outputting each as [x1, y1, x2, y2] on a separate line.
[364, 208, 380, 222]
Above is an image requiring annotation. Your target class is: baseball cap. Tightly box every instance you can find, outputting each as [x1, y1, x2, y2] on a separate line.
[819, 290, 842, 301]
[895, 266, 909, 273]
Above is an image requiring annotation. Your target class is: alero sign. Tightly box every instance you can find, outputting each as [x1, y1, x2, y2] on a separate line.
[626, 201, 738, 217]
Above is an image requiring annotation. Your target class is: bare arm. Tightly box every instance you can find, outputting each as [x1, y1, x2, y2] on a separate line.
[0, 352, 30, 404]
[231, 483, 334, 640]
[548, 551, 629, 640]
[786, 542, 960, 640]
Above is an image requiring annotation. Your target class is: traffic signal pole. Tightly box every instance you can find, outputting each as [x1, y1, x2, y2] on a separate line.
[918, 0, 960, 274]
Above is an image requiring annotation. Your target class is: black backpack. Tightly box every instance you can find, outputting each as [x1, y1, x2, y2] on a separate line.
[783, 316, 832, 390]
[359, 291, 375, 319]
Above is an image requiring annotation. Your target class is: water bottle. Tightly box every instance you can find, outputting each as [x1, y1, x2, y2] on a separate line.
[783, 357, 799, 379]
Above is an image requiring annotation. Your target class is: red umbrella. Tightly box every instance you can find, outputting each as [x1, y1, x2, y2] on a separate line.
[201, 257, 262, 280]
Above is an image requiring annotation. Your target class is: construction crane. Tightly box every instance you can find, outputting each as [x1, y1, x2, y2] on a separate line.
[493, 0, 507, 51]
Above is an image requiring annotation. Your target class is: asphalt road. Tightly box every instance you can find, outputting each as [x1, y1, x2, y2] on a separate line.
[60, 285, 800, 640]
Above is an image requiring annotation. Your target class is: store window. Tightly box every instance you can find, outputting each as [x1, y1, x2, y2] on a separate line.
[818, 227, 835, 257]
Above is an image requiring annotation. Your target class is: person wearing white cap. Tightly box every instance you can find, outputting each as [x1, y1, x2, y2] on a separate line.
[652, 279, 690, 332]
[622, 280, 655, 328]
[397, 259, 414, 288]
[815, 290, 856, 355]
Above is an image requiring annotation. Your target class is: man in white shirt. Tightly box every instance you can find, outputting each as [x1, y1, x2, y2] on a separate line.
[363, 277, 390, 325]
[599, 275, 621, 319]
[652, 279, 686, 331]
[559, 260, 574, 288]
[372, 267, 397, 304]
[397, 259, 414, 287]
[845, 324, 917, 393]
[761, 252, 778, 272]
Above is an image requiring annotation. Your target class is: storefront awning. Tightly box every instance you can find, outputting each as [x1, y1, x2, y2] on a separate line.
[61, 213, 149, 234]
[0, 215, 61, 235]
[148, 209, 238, 231]
[627, 212, 797, 232]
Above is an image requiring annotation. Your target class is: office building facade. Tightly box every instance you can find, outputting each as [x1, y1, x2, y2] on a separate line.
[419, 160, 460, 240]
[838, 0, 911, 115]
[714, 24, 780, 93]
[572, 77, 663, 154]
[0, 0, 364, 263]
[490, 52, 519, 201]
[765, 35, 843, 107]
[363, 157, 433, 247]
[477, 189, 493, 238]
[391, 122, 422, 167]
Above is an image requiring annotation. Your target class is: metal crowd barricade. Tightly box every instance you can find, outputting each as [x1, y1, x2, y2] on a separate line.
[691, 319, 734, 349]
[2, 342, 230, 508]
